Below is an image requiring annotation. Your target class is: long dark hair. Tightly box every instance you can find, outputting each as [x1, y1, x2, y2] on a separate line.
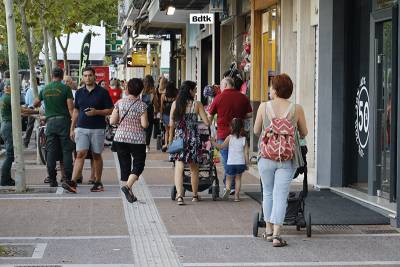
[230, 118, 245, 138]
[173, 80, 196, 121]
[165, 81, 178, 98]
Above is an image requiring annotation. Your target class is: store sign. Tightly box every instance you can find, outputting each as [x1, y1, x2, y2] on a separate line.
[190, 13, 214, 24]
[355, 77, 369, 157]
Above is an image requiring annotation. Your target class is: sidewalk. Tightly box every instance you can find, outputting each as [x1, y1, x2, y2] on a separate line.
[0, 144, 399, 266]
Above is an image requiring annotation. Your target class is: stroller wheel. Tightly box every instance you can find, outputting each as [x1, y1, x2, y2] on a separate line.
[252, 212, 259, 237]
[170, 186, 177, 201]
[306, 213, 312, 237]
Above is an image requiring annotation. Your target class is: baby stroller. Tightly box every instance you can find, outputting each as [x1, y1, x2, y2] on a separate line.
[252, 146, 312, 237]
[170, 123, 220, 201]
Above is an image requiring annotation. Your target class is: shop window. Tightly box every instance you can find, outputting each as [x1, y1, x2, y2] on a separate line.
[261, 5, 279, 101]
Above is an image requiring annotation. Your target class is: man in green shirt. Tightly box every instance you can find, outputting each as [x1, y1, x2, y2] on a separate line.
[0, 79, 37, 186]
[34, 68, 74, 187]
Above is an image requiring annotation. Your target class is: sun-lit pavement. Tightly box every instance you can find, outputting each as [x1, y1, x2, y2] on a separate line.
[0, 144, 400, 266]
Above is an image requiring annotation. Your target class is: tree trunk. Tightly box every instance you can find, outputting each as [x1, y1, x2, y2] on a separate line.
[18, 0, 38, 98]
[57, 33, 70, 75]
[3, 0, 26, 192]
[41, 24, 51, 84]
[49, 31, 58, 70]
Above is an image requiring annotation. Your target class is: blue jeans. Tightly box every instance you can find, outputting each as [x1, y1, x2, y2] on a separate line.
[258, 158, 295, 225]
[217, 139, 235, 190]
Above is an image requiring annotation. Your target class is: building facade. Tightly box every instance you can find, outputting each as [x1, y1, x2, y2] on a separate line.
[318, 0, 399, 226]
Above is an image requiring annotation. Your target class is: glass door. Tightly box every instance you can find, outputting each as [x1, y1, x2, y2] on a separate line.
[375, 20, 393, 199]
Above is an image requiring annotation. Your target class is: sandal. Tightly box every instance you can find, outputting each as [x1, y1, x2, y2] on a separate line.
[261, 232, 273, 242]
[272, 236, 288, 247]
[176, 196, 184, 205]
[121, 186, 137, 203]
[192, 195, 201, 202]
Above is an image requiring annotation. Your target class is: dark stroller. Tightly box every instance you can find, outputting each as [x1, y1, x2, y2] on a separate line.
[170, 123, 220, 201]
[252, 146, 312, 237]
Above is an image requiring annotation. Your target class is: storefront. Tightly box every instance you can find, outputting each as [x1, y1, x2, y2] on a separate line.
[318, 0, 399, 226]
[249, 0, 280, 152]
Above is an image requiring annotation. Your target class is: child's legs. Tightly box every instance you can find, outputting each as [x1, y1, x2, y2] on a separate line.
[234, 174, 242, 197]
[225, 175, 233, 190]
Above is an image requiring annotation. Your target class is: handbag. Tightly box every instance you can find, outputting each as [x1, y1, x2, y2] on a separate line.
[167, 137, 184, 154]
[111, 99, 138, 152]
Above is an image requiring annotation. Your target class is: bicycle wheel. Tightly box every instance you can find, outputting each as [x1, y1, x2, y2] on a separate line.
[38, 127, 47, 165]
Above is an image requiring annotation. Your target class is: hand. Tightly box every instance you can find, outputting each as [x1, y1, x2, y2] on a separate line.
[85, 108, 97, 117]
[70, 129, 75, 142]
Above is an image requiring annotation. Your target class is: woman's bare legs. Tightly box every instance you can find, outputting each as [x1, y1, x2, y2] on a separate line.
[189, 162, 199, 197]
[174, 161, 185, 198]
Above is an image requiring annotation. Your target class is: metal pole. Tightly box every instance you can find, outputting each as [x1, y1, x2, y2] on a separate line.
[3, 0, 26, 192]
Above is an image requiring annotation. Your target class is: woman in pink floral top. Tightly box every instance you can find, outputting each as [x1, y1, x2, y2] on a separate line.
[110, 78, 148, 203]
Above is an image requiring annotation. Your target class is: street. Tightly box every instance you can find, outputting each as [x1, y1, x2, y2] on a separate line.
[0, 145, 399, 266]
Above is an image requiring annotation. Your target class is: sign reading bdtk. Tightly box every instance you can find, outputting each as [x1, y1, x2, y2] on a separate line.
[190, 13, 214, 24]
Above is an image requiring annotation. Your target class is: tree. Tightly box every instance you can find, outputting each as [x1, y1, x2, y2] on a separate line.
[3, 0, 26, 192]
[16, 0, 39, 97]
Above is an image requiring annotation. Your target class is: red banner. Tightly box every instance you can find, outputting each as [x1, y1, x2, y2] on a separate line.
[94, 66, 110, 89]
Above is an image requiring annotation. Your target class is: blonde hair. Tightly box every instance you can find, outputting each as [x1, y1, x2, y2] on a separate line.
[158, 77, 168, 94]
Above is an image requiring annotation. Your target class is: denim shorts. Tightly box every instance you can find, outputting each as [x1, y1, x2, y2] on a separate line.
[226, 164, 246, 176]
[75, 128, 105, 154]
[162, 114, 170, 126]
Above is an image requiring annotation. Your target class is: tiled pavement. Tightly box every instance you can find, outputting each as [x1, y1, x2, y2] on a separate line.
[0, 144, 400, 266]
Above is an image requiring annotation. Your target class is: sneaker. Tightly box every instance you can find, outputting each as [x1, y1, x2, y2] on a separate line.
[62, 180, 77, 193]
[90, 182, 104, 192]
[230, 190, 235, 196]
[121, 186, 137, 203]
[88, 179, 95, 185]
[222, 189, 231, 200]
[49, 179, 58, 187]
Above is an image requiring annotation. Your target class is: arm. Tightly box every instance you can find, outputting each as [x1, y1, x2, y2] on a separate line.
[212, 135, 230, 150]
[160, 94, 164, 114]
[86, 108, 113, 117]
[208, 114, 215, 125]
[196, 101, 209, 126]
[141, 110, 149, 129]
[153, 93, 160, 114]
[70, 108, 79, 140]
[21, 106, 39, 115]
[244, 141, 250, 167]
[254, 102, 265, 136]
[168, 101, 176, 144]
[296, 105, 308, 138]
[67, 99, 74, 118]
[110, 107, 119, 125]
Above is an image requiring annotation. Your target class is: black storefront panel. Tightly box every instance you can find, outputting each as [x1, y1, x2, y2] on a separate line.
[344, 0, 372, 190]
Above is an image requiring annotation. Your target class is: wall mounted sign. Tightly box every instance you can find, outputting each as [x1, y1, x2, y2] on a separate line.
[190, 13, 214, 24]
[355, 77, 369, 157]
